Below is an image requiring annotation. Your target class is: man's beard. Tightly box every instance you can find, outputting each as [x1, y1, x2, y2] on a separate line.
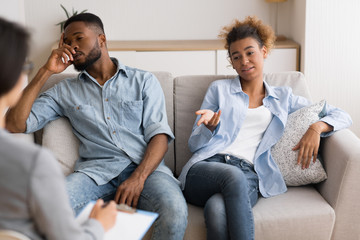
[73, 40, 102, 72]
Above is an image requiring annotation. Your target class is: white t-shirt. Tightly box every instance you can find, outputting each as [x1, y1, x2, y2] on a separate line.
[220, 105, 272, 164]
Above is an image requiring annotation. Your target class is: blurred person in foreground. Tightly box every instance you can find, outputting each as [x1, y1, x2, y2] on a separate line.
[0, 17, 117, 240]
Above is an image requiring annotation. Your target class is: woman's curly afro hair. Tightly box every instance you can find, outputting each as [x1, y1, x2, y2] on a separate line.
[219, 16, 276, 56]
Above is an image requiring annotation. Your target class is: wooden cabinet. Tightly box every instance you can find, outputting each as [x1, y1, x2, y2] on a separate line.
[109, 50, 216, 76]
[64, 39, 300, 76]
[216, 42, 299, 75]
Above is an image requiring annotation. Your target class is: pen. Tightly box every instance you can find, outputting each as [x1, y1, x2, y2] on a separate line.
[116, 203, 136, 214]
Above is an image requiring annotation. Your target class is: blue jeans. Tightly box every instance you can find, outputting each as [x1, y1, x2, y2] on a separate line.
[183, 154, 259, 240]
[66, 163, 187, 240]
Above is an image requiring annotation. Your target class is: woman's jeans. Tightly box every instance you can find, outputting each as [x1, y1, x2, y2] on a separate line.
[183, 154, 259, 240]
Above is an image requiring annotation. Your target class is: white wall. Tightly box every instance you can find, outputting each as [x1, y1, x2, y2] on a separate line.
[0, 0, 25, 24]
[23, 0, 275, 73]
[5, 0, 359, 136]
[303, 0, 360, 136]
[280, 0, 306, 72]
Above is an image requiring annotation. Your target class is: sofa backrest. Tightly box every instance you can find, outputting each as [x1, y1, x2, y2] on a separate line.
[39, 71, 175, 175]
[38, 71, 311, 177]
[173, 71, 312, 176]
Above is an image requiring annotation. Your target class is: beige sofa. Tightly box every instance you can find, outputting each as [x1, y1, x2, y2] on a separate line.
[31, 71, 360, 240]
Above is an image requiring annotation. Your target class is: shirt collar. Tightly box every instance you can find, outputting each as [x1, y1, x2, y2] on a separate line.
[230, 76, 242, 93]
[78, 57, 128, 81]
[230, 75, 279, 100]
[263, 79, 280, 100]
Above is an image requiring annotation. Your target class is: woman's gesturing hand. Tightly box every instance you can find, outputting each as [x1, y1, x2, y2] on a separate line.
[196, 109, 221, 132]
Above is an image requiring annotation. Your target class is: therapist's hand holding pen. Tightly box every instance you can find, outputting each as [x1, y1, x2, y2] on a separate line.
[89, 199, 117, 232]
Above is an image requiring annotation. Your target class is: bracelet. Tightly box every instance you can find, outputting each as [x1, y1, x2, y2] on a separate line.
[309, 127, 321, 135]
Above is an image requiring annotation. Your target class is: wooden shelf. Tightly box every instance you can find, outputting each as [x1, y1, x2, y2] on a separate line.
[107, 39, 299, 52]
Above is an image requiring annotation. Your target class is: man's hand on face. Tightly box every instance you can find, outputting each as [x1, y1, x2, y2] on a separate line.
[44, 33, 75, 74]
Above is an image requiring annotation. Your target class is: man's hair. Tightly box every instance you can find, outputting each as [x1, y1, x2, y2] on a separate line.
[64, 13, 105, 34]
[219, 16, 275, 56]
[0, 17, 29, 97]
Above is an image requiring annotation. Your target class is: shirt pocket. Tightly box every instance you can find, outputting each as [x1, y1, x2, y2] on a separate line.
[119, 100, 143, 132]
[67, 104, 100, 135]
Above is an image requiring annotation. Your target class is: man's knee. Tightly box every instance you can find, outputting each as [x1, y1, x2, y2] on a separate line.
[141, 172, 188, 225]
[65, 172, 92, 212]
[160, 194, 188, 224]
[139, 172, 188, 239]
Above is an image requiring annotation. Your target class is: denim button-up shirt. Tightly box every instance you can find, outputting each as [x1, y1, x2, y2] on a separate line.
[178, 76, 352, 197]
[26, 58, 175, 185]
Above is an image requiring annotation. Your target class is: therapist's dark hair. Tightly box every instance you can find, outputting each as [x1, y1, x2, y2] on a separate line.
[219, 16, 275, 56]
[0, 17, 29, 97]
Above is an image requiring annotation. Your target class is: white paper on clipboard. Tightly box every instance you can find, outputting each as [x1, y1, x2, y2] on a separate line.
[76, 201, 158, 240]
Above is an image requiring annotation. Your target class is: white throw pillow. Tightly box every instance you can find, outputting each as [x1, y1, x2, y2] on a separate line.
[271, 100, 327, 186]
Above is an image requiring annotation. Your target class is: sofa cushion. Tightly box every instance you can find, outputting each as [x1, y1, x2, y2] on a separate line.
[263, 71, 312, 101]
[174, 75, 235, 176]
[183, 186, 335, 240]
[174, 71, 312, 177]
[271, 100, 328, 186]
[253, 186, 335, 240]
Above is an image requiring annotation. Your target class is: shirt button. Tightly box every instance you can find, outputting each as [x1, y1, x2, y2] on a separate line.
[107, 117, 110, 120]
[105, 98, 109, 102]
[112, 131, 116, 134]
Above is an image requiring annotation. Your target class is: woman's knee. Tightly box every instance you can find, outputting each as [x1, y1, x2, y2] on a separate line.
[221, 166, 248, 189]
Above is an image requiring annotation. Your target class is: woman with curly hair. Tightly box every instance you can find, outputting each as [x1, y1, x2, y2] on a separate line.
[178, 16, 352, 240]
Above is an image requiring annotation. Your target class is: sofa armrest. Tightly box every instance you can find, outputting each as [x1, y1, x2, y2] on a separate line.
[11, 132, 34, 143]
[42, 117, 79, 176]
[317, 129, 360, 240]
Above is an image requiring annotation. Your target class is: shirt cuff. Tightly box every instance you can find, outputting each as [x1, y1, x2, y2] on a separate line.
[144, 122, 175, 143]
[317, 117, 337, 137]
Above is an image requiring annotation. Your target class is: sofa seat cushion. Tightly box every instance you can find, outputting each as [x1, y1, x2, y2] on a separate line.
[184, 186, 335, 240]
[184, 204, 207, 240]
[254, 186, 335, 240]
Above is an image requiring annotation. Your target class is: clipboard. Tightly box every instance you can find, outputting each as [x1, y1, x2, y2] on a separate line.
[76, 201, 158, 240]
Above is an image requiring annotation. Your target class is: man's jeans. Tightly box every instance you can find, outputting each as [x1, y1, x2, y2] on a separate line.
[183, 154, 259, 240]
[66, 163, 187, 240]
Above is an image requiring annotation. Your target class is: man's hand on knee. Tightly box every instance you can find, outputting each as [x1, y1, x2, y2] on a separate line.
[114, 174, 145, 208]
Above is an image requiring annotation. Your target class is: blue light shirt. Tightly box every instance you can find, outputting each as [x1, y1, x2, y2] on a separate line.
[25, 58, 175, 185]
[178, 76, 352, 197]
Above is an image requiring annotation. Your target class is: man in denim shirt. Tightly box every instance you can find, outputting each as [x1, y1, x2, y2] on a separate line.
[6, 13, 187, 240]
